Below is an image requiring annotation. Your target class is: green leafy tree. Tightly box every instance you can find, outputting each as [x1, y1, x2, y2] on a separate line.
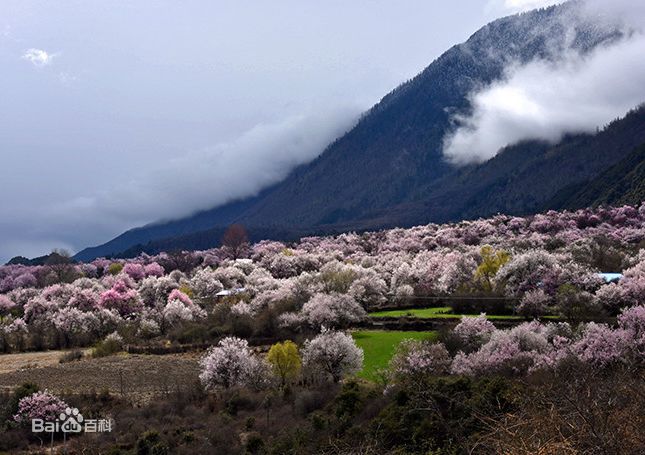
[108, 262, 124, 276]
[474, 245, 510, 292]
[267, 340, 301, 387]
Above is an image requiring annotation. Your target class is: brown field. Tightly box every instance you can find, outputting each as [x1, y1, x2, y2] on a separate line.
[0, 350, 203, 401]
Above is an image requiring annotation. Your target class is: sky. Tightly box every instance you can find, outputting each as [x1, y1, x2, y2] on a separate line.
[0, 0, 561, 262]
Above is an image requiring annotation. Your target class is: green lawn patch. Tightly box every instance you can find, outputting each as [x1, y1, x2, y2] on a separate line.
[368, 307, 526, 320]
[352, 330, 438, 382]
[369, 307, 452, 318]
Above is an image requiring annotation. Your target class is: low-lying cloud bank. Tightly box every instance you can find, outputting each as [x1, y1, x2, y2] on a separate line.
[68, 106, 361, 225]
[0, 107, 360, 261]
[444, 0, 645, 165]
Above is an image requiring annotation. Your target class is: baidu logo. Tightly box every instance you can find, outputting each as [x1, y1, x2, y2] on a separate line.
[32, 407, 112, 434]
[59, 407, 83, 433]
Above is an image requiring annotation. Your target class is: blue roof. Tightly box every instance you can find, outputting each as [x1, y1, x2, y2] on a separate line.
[598, 273, 623, 283]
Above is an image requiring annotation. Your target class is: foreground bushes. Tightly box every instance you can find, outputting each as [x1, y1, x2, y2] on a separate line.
[0, 356, 642, 454]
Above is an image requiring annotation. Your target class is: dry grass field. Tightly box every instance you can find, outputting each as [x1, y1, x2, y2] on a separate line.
[0, 351, 202, 402]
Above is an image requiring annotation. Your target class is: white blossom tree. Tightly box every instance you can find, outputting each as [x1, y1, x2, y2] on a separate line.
[302, 329, 363, 382]
[199, 337, 270, 390]
[299, 293, 367, 329]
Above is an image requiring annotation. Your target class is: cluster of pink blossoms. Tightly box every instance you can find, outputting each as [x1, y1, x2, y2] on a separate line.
[0, 204, 643, 353]
[13, 390, 69, 423]
[449, 304, 645, 377]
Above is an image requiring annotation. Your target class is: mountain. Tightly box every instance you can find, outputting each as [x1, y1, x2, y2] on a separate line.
[77, 106, 645, 258]
[75, 1, 637, 261]
[396, 106, 645, 225]
[548, 142, 645, 209]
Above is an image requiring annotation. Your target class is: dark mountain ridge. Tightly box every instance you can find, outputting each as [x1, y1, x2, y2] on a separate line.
[75, 1, 638, 261]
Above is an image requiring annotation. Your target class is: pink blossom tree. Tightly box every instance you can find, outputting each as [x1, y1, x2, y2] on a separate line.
[13, 390, 68, 424]
[570, 322, 631, 367]
[618, 305, 645, 356]
[189, 268, 224, 300]
[123, 263, 146, 281]
[389, 340, 451, 384]
[0, 294, 16, 315]
[517, 289, 551, 318]
[67, 288, 100, 312]
[144, 262, 165, 277]
[451, 322, 551, 376]
[162, 289, 206, 326]
[453, 314, 496, 350]
[99, 279, 142, 317]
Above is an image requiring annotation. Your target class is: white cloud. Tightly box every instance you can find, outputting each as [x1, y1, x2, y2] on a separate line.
[86, 106, 360, 222]
[0, 106, 360, 260]
[22, 48, 58, 67]
[5, 106, 356, 253]
[444, 1, 645, 165]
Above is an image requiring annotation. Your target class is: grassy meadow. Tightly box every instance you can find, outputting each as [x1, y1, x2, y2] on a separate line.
[352, 330, 438, 381]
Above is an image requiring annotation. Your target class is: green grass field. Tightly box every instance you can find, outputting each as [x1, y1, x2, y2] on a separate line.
[352, 330, 438, 381]
[368, 307, 525, 320]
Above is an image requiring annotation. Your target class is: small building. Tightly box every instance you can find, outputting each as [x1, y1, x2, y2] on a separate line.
[597, 273, 623, 284]
[215, 287, 247, 299]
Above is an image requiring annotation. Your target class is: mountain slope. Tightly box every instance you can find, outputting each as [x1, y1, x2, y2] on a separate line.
[75, 2, 629, 261]
[403, 106, 645, 225]
[548, 142, 645, 209]
[84, 106, 645, 259]
[234, 2, 621, 229]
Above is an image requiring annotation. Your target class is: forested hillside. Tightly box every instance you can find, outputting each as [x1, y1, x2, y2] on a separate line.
[549, 142, 645, 209]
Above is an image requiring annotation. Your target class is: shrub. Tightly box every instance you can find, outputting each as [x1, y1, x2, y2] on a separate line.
[3, 382, 39, 422]
[107, 263, 124, 276]
[294, 389, 331, 416]
[136, 430, 169, 455]
[59, 349, 84, 363]
[92, 332, 124, 358]
[244, 432, 264, 454]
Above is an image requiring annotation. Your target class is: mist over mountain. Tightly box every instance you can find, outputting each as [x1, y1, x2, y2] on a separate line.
[74, 1, 645, 261]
